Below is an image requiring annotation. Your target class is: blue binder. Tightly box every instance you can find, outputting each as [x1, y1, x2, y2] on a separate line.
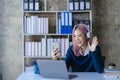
[60, 12, 65, 34]
[68, 12, 72, 34]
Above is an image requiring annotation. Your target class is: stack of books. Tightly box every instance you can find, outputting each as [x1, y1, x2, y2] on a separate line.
[104, 68, 120, 78]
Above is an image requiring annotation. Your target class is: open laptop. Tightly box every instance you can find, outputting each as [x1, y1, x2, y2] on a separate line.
[37, 59, 76, 80]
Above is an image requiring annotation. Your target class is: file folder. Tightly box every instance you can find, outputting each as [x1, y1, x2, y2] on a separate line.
[68, 12, 72, 34]
[60, 12, 65, 34]
[69, 0, 74, 11]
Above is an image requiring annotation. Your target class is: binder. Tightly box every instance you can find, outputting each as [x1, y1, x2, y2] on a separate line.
[47, 38, 51, 57]
[61, 38, 65, 56]
[34, 0, 40, 11]
[85, 0, 91, 10]
[31, 42, 35, 56]
[38, 42, 42, 56]
[38, 16, 41, 34]
[24, 42, 28, 56]
[44, 17, 49, 34]
[24, 16, 27, 33]
[34, 16, 38, 34]
[74, 0, 79, 11]
[58, 19, 61, 34]
[68, 12, 72, 34]
[79, 0, 85, 10]
[60, 12, 65, 34]
[41, 38, 46, 56]
[65, 12, 68, 33]
[29, 0, 34, 11]
[30, 16, 34, 34]
[43, 18, 46, 34]
[34, 42, 38, 56]
[27, 42, 31, 56]
[69, 0, 74, 11]
[26, 16, 31, 34]
[40, 18, 44, 34]
[44, 18, 49, 34]
[23, 0, 29, 11]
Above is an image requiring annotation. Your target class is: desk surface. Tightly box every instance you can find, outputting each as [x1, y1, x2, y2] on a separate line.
[17, 71, 120, 80]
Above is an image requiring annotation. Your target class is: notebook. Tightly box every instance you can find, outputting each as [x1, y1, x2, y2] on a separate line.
[104, 68, 120, 73]
[37, 60, 76, 80]
[104, 68, 120, 78]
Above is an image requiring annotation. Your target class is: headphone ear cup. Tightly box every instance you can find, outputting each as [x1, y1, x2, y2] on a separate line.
[86, 32, 91, 38]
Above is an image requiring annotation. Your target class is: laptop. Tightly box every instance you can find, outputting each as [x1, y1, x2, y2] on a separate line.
[37, 59, 76, 80]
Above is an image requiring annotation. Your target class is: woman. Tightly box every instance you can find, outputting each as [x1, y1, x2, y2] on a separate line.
[52, 24, 104, 73]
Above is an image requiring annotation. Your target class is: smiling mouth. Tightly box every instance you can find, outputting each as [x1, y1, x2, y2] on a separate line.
[76, 41, 81, 44]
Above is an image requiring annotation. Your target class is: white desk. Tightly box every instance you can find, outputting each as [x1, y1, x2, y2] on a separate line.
[17, 71, 120, 80]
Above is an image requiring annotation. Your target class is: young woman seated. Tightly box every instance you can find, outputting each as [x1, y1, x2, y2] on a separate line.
[52, 23, 104, 73]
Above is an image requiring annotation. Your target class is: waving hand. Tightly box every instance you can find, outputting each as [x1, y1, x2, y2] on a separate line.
[88, 36, 99, 52]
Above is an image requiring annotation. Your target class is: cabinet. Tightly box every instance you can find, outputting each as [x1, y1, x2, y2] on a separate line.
[22, 0, 92, 72]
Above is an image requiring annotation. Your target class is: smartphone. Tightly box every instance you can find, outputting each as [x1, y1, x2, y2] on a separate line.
[52, 42, 61, 57]
[52, 42, 60, 50]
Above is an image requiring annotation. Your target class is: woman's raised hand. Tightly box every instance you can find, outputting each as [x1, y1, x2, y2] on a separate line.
[88, 36, 98, 52]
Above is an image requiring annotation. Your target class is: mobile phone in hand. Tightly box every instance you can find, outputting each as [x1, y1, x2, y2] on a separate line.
[53, 42, 60, 50]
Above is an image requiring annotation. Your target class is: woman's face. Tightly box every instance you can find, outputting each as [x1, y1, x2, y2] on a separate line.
[73, 29, 87, 47]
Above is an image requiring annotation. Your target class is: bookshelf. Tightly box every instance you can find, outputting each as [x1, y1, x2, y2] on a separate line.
[22, 0, 92, 72]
